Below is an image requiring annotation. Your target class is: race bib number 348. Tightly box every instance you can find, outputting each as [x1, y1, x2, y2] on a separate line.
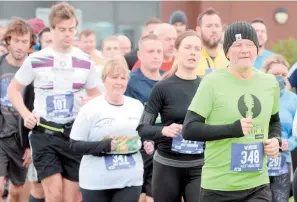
[231, 142, 264, 172]
[46, 94, 74, 118]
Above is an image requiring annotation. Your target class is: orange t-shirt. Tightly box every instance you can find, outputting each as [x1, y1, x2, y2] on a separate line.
[132, 57, 175, 72]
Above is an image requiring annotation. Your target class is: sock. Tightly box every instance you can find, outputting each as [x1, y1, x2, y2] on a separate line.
[29, 195, 45, 202]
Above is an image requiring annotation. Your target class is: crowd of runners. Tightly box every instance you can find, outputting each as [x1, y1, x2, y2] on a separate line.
[0, 1, 297, 202]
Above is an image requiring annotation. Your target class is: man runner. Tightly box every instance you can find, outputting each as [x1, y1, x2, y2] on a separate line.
[7, 2, 100, 202]
[183, 21, 281, 202]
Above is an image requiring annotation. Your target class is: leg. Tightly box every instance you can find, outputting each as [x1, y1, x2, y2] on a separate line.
[293, 168, 297, 202]
[62, 178, 79, 202]
[30, 132, 63, 202]
[80, 188, 111, 202]
[41, 173, 63, 202]
[152, 161, 182, 202]
[29, 182, 44, 202]
[112, 186, 142, 202]
[0, 177, 5, 202]
[56, 136, 82, 202]
[5, 136, 29, 202]
[7, 182, 29, 202]
[27, 134, 44, 202]
[270, 173, 290, 202]
[183, 166, 202, 202]
[142, 163, 153, 202]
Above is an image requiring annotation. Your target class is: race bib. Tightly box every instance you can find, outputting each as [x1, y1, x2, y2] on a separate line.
[171, 134, 204, 154]
[267, 153, 288, 176]
[231, 143, 264, 172]
[46, 94, 74, 118]
[104, 155, 136, 171]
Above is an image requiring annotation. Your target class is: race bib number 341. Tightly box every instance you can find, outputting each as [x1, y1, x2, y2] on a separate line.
[46, 94, 74, 118]
[104, 155, 136, 171]
[231, 142, 264, 172]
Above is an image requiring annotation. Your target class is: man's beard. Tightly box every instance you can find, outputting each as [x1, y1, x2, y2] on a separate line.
[11, 50, 26, 61]
[201, 32, 220, 49]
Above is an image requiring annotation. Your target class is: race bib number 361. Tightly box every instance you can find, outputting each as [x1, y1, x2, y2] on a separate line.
[171, 134, 204, 154]
[231, 142, 264, 172]
[46, 94, 74, 118]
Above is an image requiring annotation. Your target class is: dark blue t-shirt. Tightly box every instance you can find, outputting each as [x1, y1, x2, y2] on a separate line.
[125, 68, 163, 104]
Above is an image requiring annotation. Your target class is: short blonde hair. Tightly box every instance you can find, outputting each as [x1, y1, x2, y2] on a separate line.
[101, 57, 130, 81]
[262, 54, 289, 73]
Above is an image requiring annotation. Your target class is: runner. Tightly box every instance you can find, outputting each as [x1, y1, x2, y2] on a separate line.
[132, 23, 177, 72]
[0, 17, 35, 202]
[125, 34, 164, 202]
[195, 8, 229, 77]
[250, 19, 275, 70]
[124, 17, 162, 70]
[70, 57, 144, 202]
[137, 30, 203, 202]
[183, 21, 281, 202]
[7, 2, 100, 202]
[116, 35, 132, 56]
[37, 27, 53, 50]
[262, 54, 297, 202]
[169, 10, 188, 35]
[26, 27, 53, 202]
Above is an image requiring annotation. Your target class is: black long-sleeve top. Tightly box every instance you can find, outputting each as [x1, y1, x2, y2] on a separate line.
[137, 74, 203, 161]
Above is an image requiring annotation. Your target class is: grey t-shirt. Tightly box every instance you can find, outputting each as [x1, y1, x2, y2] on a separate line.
[0, 57, 20, 138]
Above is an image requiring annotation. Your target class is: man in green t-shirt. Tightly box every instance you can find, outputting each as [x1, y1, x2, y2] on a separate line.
[182, 21, 282, 202]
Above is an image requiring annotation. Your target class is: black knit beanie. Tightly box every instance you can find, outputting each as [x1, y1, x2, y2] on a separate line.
[169, 10, 188, 27]
[223, 21, 259, 57]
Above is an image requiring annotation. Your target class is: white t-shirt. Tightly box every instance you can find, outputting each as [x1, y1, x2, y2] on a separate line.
[70, 95, 144, 190]
[15, 47, 99, 124]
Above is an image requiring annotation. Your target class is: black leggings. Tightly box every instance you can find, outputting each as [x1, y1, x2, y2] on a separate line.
[80, 186, 141, 202]
[269, 170, 290, 202]
[152, 160, 202, 202]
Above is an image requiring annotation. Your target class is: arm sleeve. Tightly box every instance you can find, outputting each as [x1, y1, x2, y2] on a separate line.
[136, 85, 164, 140]
[182, 110, 244, 141]
[14, 56, 35, 86]
[268, 113, 281, 139]
[69, 139, 112, 155]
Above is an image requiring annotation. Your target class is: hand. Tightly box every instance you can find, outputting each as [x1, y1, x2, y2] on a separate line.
[240, 116, 253, 136]
[264, 138, 280, 158]
[281, 139, 288, 151]
[143, 141, 155, 155]
[161, 123, 182, 138]
[22, 148, 31, 168]
[110, 139, 117, 151]
[24, 113, 39, 129]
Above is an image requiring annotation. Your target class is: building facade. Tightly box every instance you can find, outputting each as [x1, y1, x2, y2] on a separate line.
[161, 1, 297, 49]
[0, 1, 295, 49]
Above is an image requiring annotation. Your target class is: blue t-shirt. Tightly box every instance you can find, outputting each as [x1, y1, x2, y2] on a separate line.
[280, 90, 297, 163]
[125, 68, 164, 104]
[254, 49, 275, 70]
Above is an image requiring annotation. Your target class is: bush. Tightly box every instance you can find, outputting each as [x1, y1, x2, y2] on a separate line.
[271, 37, 297, 68]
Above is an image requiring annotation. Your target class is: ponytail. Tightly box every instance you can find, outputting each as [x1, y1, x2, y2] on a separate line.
[162, 63, 178, 80]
